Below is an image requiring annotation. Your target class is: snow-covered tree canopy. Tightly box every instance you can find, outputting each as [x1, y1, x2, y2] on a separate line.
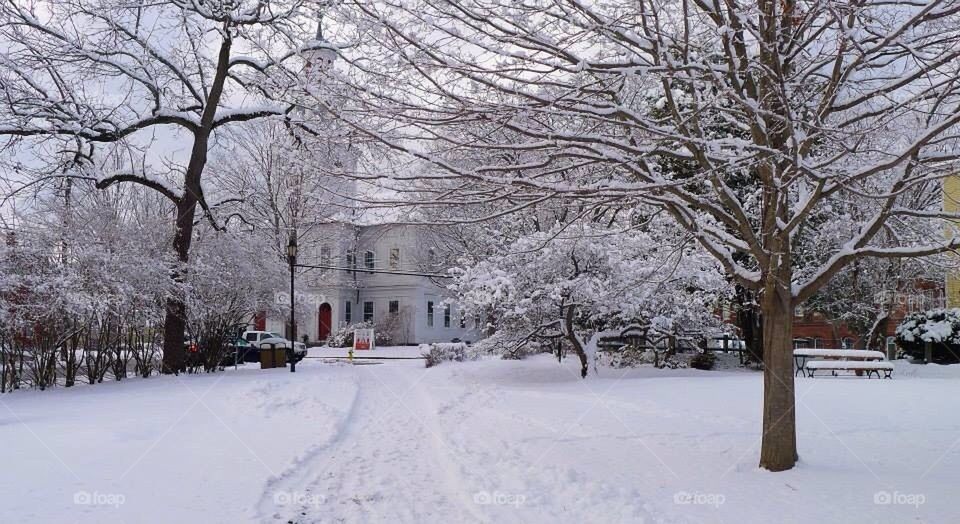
[895, 308, 960, 363]
[452, 214, 730, 372]
[0, 0, 332, 207]
[209, 118, 363, 259]
[896, 309, 960, 345]
[0, 185, 174, 325]
[322, 0, 960, 301]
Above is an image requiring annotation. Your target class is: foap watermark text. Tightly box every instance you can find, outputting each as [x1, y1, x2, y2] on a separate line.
[673, 491, 725, 508]
[473, 490, 526, 507]
[73, 490, 125, 508]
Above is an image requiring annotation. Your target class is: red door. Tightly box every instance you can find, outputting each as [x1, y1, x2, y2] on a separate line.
[318, 303, 332, 341]
[254, 311, 266, 331]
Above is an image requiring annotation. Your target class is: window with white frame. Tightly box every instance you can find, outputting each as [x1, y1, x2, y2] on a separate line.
[363, 301, 374, 322]
[364, 250, 375, 272]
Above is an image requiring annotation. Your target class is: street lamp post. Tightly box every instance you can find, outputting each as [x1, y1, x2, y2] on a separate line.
[287, 235, 298, 373]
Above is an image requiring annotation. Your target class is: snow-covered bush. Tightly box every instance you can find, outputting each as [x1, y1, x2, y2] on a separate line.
[895, 309, 960, 363]
[602, 346, 649, 368]
[468, 331, 550, 360]
[0, 187, 290, 388]
[601, 345, 689, 370]
[421, 342, 474, 368]
[329, 323, 358, 348]
[183, 232, 284, 373]
[0, 224, 172, 389]
[689, 352, 717, 370]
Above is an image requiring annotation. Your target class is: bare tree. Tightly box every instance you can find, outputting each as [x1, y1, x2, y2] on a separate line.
[210, 118, 359, 262]
[0, 0, 331, 372]
[324, 0, 960, 471]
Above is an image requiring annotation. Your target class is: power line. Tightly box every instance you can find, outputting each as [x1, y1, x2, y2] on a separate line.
[293, 263, 453, 279]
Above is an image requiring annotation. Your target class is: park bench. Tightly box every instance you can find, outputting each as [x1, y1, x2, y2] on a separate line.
[805, 360, 894, 379]
[793, 349, 887, 377]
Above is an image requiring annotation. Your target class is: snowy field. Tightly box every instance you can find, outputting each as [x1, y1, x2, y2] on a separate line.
[1, 349, 959, 523]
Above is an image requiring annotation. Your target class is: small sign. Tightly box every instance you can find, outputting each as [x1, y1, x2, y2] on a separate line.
[354, 328, 374, 351]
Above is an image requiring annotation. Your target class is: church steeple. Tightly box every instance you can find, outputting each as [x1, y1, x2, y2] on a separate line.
[304, 16, 337, 85]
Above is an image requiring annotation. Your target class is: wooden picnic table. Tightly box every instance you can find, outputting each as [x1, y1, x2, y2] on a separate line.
[793, 349, 886, 377]
[805, 360, 894, 379]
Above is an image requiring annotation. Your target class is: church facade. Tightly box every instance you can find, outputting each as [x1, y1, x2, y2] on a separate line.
[257, 221, 482, 346]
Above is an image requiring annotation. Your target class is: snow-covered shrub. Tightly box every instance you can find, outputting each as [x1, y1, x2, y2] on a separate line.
[895, 309, 960, 363]
[421, 342, 474, 368]
[689, 352, 717, 370]
[0, 189, 290, 388]
[373, 311, 408, 346]
[602, 346, 689, 369]
[183, 232, 285, 373]
[329, 323, 356, 348]
[467, 331, 549, 360]
[330, 322, 368, 347]
[0, 193, 178, 390]
[604, 346, 648, 368]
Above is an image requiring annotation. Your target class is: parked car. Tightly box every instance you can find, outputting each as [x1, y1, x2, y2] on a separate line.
[226, 337, 256, 363]
[706, 335, 747, 352]
[241, 330, 307, 362]
[184, 336, 242, 367]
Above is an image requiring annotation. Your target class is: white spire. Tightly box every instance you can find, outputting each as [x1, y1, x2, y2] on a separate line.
[304, 16, 336, 85]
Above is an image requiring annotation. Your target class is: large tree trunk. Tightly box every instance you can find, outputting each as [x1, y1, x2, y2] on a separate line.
[160, 36, 231, 375]
[758, 269, 798, 471]
[161, 166, 202, 374]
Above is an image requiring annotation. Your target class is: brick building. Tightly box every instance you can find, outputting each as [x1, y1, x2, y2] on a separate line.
[791, 284, 943, 351]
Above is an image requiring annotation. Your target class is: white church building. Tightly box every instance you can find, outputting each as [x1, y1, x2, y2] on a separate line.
[255, 220, 482, 346]
[252, 24, 480, 346]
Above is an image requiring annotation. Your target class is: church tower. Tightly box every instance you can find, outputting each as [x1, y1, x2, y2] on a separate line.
[298, 17, 359, 219]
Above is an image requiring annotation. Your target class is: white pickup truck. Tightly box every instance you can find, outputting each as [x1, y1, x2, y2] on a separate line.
[242, 330, 307, 362]
[705, 335, 747, 352]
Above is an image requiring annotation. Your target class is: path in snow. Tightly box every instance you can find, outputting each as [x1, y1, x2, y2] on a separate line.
[259, 362, 485, 523]
[258, 359, 657, 524]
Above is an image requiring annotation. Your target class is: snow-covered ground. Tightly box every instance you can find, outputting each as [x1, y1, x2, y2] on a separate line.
[2, 349, 958, 523]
